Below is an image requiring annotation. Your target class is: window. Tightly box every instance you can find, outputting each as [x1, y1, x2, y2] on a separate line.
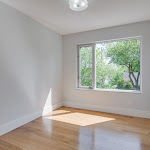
[77, 37, 141, 92]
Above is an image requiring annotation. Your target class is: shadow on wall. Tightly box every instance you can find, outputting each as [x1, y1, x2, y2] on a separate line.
[0, 34, 54, 124]
[0, 2, 62, 125]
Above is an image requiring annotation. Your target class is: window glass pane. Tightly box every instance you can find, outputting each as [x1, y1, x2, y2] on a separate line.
[96, 39, 141, 91]
[79, 46, 93, 87]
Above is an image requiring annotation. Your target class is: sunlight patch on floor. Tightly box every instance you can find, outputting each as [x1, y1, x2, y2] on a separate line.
[44, 112, 115, 126]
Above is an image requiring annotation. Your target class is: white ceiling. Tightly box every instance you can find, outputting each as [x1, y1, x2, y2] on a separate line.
[1, 0, 150, 35]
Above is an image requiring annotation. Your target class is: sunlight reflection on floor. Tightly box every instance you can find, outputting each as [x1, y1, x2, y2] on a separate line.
[79, 128, 141, 150]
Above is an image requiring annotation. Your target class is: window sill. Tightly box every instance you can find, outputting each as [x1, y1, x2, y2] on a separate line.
[76, 88, 142, 94]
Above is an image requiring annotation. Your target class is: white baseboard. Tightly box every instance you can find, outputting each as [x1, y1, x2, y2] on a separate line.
[63, 101, 150, 119]
[0, 102, 63, 136]
[1, 101, 149, 136]
[0, 111, 41, 136]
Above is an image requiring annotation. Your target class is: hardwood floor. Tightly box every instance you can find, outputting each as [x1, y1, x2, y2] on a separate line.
[0, 107, 150, 150]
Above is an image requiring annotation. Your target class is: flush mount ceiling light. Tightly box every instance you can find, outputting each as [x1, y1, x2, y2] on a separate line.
[69, 0, 88, 11]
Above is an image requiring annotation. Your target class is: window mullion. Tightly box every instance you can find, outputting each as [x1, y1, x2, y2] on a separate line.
[92, 44, 96, 89]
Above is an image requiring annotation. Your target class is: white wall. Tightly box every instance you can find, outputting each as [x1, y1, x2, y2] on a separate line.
[62, 21, 150, 118]
[0, 1, 62, 135]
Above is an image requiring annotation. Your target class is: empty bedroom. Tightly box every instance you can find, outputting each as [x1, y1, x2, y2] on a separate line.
[0, 0, 150, 150]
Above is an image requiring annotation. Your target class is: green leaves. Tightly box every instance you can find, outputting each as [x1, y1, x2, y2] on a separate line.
[107, 39, 140, 72]
[79, 39, 140, 90]
[80, 46, 92, 86]
[106, 39, 140, 90]
[117, 78, 133, 90]
[96, 44, 128, 89]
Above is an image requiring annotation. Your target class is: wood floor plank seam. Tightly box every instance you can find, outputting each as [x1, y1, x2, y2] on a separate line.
[0, 107, 150, 150]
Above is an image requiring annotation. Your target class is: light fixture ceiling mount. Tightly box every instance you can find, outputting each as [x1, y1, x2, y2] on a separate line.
[69, 0, 88, 11]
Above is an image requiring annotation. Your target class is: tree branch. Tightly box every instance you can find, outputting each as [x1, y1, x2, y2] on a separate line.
[128, 64, 135, 88]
